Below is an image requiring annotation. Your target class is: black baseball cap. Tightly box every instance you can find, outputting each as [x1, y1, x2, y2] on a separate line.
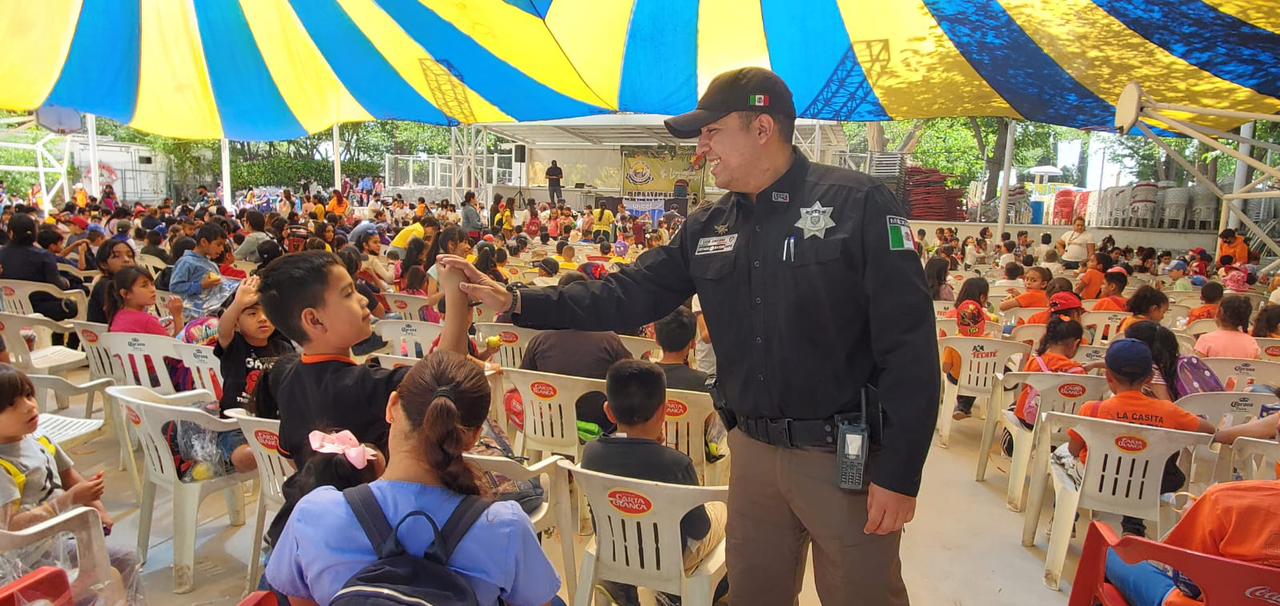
[664, 67, 796, 139]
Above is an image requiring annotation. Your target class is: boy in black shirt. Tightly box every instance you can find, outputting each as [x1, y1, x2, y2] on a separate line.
[581, 360, 726, 583]
[652, 306, 709, 392]
[214, 273, 294, 423]
[253, 251, 410, 464]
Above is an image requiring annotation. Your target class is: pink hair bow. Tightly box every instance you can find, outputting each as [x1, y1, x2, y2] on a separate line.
[308, 430, 376, 469]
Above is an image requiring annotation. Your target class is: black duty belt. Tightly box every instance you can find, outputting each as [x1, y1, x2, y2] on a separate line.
[738, 416, 843, 449]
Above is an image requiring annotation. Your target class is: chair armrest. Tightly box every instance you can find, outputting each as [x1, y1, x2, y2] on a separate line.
[22, 315, 75, 334]
[159, 389, 217, 407]
[28, 375, 113, 396]
[222, 408, 250, 419]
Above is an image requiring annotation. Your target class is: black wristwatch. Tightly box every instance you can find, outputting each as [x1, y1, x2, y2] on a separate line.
[504, 283, 521, 316]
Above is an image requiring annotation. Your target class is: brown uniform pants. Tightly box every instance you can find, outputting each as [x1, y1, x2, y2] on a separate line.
[725, 429, 909, 606]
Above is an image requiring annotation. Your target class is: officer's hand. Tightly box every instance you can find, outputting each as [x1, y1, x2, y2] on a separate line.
[865, 482, 915, 535]
[437, 254, 512, 310]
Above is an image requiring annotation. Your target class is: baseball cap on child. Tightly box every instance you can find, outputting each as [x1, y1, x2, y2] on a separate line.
[1167, 260, 1189, 273]
[1106, 338, 1153, 377]
[1049, 292, 1083, 312]
[954, 300, 987, 337]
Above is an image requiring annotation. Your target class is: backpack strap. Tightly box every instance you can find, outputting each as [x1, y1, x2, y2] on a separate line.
[435, 495, 490, 561]
[0, 458, 25, 496]
[36, 436, 56, 457]
[343, 484, 397, 559]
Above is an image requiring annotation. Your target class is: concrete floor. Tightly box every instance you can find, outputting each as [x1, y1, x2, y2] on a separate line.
[42, 375, 1076, 605]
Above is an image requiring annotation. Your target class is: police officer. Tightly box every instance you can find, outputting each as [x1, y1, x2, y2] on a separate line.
[440, 68, 938, 605]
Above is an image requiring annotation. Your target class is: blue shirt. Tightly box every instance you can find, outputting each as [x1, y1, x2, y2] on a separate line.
[348, 221, 378, 247]
[266, 480, 560, 606]
[168, 250, 220, 297]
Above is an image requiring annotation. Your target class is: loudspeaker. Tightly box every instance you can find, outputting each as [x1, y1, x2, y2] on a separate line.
[513, 144, 526, 163]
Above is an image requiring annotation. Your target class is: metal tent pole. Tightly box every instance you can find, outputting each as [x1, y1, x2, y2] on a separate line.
[994, 119, 1017, 243]
[220, 138, 232, 210]
[1225, 121, 1254, 231]
[332, 123, 342, 190]
[86, 114, 100, 196]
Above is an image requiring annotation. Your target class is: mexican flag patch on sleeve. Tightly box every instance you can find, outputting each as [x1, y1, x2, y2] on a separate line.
[886, 216, 914, 251]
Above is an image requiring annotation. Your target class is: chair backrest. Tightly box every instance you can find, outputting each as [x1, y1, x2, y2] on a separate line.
[0, 313, 73, 371]
[1071, 344, 1108, 369]
[1044, 413, 1213, 519]
[374, 319, 443, 358]
[1160, 304, 1191, 329]
[70, 320, 119, 382]
[475, 323, 543, 368]
[0, 507, 111, 596]
[1175, 333, 1197, 356]
[1002, 372, 1109, 418]
[232, 260, 257, 274]
[1007, 323, 1046, 347]
[937, 337, 1031, 396]
[1172, 391, 1274, 429]
[1080, 311, 1129, 345]
[225, 410, 293, 506]
[935, 318, 998, 338]
[172, 342, 224, 401]
[1201, 357, 1280, 392]
[371, 353, 418, 370]
[1069, 521, 1280, 606]
[0, 279, 85, 321]
[99, 332, 179, 394]
[561, 461, 728, 596]
[1228, 437, 1280, 481]
[1002, 307, 1045, 327]
[618, 335, 659, 361]
[661, 389, 717, 482]
[932, 300, 954, 316]
[383, 293, 433, 321]
[1184, 318, 1217, 338]
[106, 386, 221, 484]
[504, 368, 603, 457]
[136, 253, 168, 278]
[1256, 337, 1280, 362]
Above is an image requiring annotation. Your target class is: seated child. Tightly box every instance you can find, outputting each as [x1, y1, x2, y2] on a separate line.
[1187, 281, 1224, 324]
[1166, 260, 1193, 292]
[1027, 279, 1079, 325]
[1040, 249, 1064, 275]
[1090, 269, 1129, 312]
[1251, 304, 1280, 339]
[1061, 339, 1215, 536]
[0, 366, 140, 603]
[581, 359, 726, 605]
[999, 266, 1051, 312]
[992, 262, 1025, 290]
[947, 299, 997, 420]
[1117, 286, 1170, 336]
[1075, 252, 1112, 300]
[1193, 294, 1260, 359]
[1013, 315, 1086, 427]
[254, 250, 411, 465]
[106, 266, 185, 338]
[169, 223, 229, 299]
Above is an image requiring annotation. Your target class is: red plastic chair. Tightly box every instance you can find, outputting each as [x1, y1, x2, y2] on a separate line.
[238, 591, 279, 606]
[0, 567, 72, 606]
[1069, 521, 1279, 605]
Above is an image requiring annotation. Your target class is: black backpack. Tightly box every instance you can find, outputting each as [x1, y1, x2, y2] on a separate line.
[332, 484, 490, 606]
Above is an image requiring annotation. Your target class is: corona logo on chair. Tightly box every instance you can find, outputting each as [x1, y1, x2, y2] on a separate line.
[82, 330, 99, 344]
[1246, 586, 1280, 605]
[254, 430, 280, 452]
[126, 407, 141, 426]
[1058, 384, 1085, 398]
[607, 490, 653, 516]
[665, 399, 688, 418]
[1231, 396, 1258, 412]
[127, 336, 144, 350]
[1235, 362, 1256, 373]
[400, 324, 419, 336]
[530, 381, 557, 399]
[1115, 436, 1148, 453]
[1266, 346, 1280, 357]
[1, 286, 13, 297]
[500, 331, 519, 344]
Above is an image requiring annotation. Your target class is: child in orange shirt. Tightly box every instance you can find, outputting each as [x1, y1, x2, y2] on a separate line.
[1065, 339, 1215, 536]
[1013, 315, 1086, 427]
[1075, 252, 1112, 300]
[999, 266, 1051, 312]
[1117, 286, 1170, 336]
[1028, 289, 1084, 326]
[944, 298, 997, 420]
[1090, 270, 1129, 312]
[1186, 281, 1223, 324]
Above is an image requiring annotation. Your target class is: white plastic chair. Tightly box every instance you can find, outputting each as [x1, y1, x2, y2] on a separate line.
[374, 319, 443, 358]
[172, 342, 224, 401]
[619, 335, 660, 361]
[476, 322, 543, 369]
[976, 372, 1108, 512]
[1001, 307, 1045, 328]
[224, 409, 294, 593]
[1021, 413, 1213, 590]
[1006, 323, 1046, 347]
[107, 385, 253, 594]
[560, 461, 727, 606]
[1201, 357, 1280, 392]
[1184, 318, 1217, 339]
[504, 368, 604, 462]
[70, 321, 137, 483]
[1080, 311, 1129, 346]
[232, 260, 257, 275]
[0, 313, 87, 381]
[1256, 337, 1280, 362]
[371, 353, 418, 369]
[33, 412, 106, 450]
[0, 507, 113, 600]
[936, 337, 1030, 447]
[1175, 391, 1273, 487]
[1071, 345, 1108, 370]
[1175, 333, 1197, 356]
[100, 332, 180, 394]
[663, 389, 726, 486]
[1161, 304, 1191, 329]
[0, 278, 88, 322]
[136, 253, 169, 278]
[1229, 437, 1280, 480]
[932, 300, 954, 316]
[383, 292, 433, 321]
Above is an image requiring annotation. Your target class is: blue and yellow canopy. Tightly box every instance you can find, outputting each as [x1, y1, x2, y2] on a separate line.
[2, 0, 1277, 140]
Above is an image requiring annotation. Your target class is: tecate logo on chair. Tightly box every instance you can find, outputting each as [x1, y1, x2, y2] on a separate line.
[395, 301, 407, 310]
[500, 331, 519, 344]
[1246, 586, 1280, 605]
[1058, 384, 1085, 398]
[1115, 436, 1148, 453]
[665, 400, 688, 418]
[255, 430, 280, 451]
[530, 381, 557, 399]
[1, 287, 13, 296]
[607, 490, 653, 516]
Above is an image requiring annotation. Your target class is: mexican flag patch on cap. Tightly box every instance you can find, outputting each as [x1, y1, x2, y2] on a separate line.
[887, 216, 914, 251]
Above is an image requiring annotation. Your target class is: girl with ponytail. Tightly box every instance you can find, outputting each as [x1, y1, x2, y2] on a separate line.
[265, 263, 564, 606]
[1013, 314, 1087, 427]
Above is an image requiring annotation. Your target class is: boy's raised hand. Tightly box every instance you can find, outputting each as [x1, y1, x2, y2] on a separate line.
[234, 275, 261, 308]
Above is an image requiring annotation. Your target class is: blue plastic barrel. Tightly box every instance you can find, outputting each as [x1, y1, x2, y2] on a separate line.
[1029, 201, 1045, 224]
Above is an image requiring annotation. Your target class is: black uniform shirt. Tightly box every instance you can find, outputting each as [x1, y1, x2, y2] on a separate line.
[516, 148, 939, 496]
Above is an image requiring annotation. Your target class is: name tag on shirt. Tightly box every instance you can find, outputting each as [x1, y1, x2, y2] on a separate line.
[695, 234, 737, 255]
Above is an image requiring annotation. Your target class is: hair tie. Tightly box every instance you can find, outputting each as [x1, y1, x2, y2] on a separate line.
[433, 386, 456, 403]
